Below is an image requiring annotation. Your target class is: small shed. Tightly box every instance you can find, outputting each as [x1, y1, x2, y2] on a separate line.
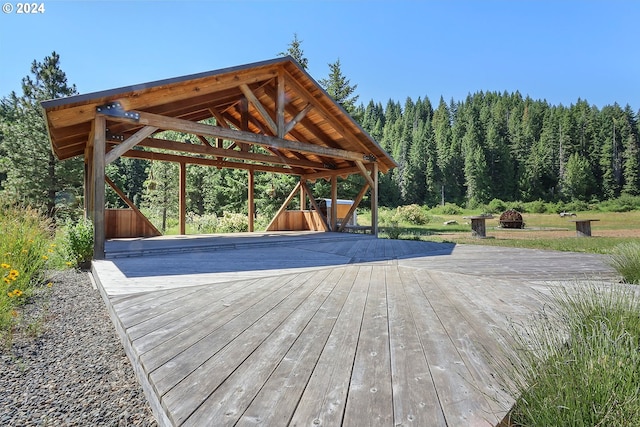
[41, 56, 396, 258]
[318, 199, 357, 227]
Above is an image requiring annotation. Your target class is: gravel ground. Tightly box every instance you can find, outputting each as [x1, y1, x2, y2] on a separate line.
[0, 269, 157, 426]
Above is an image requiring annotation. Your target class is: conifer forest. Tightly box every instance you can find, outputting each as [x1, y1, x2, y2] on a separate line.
[1, 48, 639, 226]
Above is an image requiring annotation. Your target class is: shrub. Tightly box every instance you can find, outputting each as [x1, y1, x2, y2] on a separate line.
[522, 199, 549, 214]
[600, 194, 640, 212]
[486, 198, 507, 214]
[187, 213, 218, 234]
[430, 202, 462, 215]
[63, 219, 94, 268]
[564, 200, 590, 212]
[394, 204, 430, 225]
[609, 242, 640, 284]
[216, 212, 248, 233]
[500, 283, 640, 426]
[0, 205, 52, 342]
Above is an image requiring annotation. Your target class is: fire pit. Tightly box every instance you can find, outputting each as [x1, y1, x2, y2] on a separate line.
[499, 209, 524, 229]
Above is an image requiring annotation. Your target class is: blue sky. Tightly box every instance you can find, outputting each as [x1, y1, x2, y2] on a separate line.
[1, 1, 638, 110]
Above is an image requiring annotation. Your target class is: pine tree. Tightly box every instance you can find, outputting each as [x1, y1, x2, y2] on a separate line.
[0, 52, 82, 219]
[561, 152, 595, 201]
[319, 58, 360, 117]
[142, 161, 178, 232]
[433, 97, 461, 205]
[621, 105, 640, 195]
[279, 33, 308, 70]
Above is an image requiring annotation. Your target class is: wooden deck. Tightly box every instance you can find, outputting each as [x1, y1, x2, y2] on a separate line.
[91, 233, 619, 426]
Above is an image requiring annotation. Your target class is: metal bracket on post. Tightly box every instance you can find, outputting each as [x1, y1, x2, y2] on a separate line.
[363, 154, 376, 162]
[106, 131, 125, 142]
[96, 102, 140, 121]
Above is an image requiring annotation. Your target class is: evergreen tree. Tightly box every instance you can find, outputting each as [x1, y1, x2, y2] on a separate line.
[106, 157, 149, 208]
[597, 105, 623, 199]
[142, 161, 178, 232]
[561, 152, 595, 201]
[279, 33, 308, 70]
[433, 97, 463, 205]
[622, 105, 640, 195]
[0, 52, 82, 219]
[319, 58, 359, 116]
[460, 97, 491, 206]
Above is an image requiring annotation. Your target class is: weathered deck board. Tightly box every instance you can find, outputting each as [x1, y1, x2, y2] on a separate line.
[385, 265, 447, 426]
[91, 234, 619, 426]
[179, 268, 343, 426]
[208, 267, 353, 426]
[398, 267, 489, 425]
[153, 271, 320, 399]
[288, 265, 372, 426]
[342, 265, 394, 426]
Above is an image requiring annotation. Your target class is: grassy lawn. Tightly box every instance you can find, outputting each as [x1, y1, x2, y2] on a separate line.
[359, 210, 640, 254]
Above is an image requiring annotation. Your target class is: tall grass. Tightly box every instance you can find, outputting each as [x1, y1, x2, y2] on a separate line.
[500, 283, 640, 426]
[0, 205, 54, 344]
[609, 242, 640, 284]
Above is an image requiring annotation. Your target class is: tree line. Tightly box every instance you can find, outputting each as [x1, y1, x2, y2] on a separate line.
[1, 40, 639, 227]
[358, 93, 640, 208]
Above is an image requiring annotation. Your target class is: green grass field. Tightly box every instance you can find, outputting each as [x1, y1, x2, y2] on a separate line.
[361, 210, 640, 254]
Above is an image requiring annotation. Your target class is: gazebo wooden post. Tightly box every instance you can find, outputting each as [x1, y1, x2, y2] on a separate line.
[179, 162, 187, 235]
[371, 162, 379, 237]
[330, 175, 338, 231]
[84, 150, 92, 220]
[299, 186, 305, 211]
[92, 115, 106, 259]
[248, 169, 255, 232]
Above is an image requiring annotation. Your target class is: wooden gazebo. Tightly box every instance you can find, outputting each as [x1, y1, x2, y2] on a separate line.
[41, 57, 396, 259]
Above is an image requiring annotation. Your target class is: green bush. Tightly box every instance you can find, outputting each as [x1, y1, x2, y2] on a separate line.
[558, 200, 590, 213]
[522, 199, 549, 213]
[216, 212, 248, 233]
[394, 204, 430, 225]
[430, 202, 463, 215]
[0, 205, 52, 342]
[486, 198, 507, 214]
[609, 242, 640, 284]
[63, 219, 94, 268]
[599, 194, 640, 212]
[187, 213, 218, 234]
[501, 284, 640, 426]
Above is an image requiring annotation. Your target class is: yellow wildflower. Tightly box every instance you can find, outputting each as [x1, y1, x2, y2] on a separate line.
[65, 261, 73, 267]
[1, 263, 10, 269]
[47, 282, 53, 288]
[3, 278, 10, 284]
[48, 249, 54, 253]
[21, 249, 28, 254]
[8, 270, 19, 280]
[50, 244, 56, 248]
[10, 310, 18, 317]
[42, 255, 48, 260]
[12, 289, 23, 297]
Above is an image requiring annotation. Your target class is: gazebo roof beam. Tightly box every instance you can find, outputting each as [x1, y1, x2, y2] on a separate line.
[131, 136, 331, 170]
[114, 146, 309, 175]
